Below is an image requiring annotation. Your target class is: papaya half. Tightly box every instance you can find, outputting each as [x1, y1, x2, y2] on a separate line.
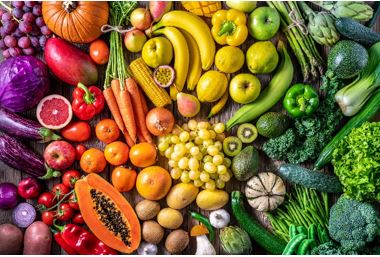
[75, 173, 141, 253]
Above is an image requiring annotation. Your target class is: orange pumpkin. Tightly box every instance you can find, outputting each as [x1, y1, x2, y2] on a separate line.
[136, 166, 172, 200]
[75, 173, 141, 253]
[42, 1, 109, 43]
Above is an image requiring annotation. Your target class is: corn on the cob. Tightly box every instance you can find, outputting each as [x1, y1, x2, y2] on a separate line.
[129, 58, 172, 107]
[181, 1, 222, 17]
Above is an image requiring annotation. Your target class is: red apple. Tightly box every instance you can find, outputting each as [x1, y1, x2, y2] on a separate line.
[44, 141, 75, 170]
[17, 177, 41, 199]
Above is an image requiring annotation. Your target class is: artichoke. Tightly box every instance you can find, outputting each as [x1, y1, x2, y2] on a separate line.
[220, 226, 252, 254]
[314, 1, 373, 22]
[299, 2, 340, 46]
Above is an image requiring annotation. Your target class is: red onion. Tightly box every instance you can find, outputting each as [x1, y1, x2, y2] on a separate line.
[12, 202, 36, 228]
[0, 183, 18, 209]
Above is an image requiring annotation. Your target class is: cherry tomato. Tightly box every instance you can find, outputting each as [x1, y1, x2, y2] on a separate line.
[89, 39, 110, 65]
[62, 169, 81, 188]
[42, 211, 56, 226]
[72, 213, 85, 224]
[68, 193, 79, 210]
[75, 144, 87, 161]
[57, 203, 74, 221]
[52, 183, 70, 200]
[38, 192, 57, 208]
[61, 121, 91, 142]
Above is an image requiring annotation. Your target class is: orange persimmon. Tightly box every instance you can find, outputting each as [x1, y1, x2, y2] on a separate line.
[111, 166, 137, 192]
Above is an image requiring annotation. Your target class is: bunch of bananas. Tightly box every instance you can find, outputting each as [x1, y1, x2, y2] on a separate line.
[150, 10, 216, 100]
[181, 1, 222, 17]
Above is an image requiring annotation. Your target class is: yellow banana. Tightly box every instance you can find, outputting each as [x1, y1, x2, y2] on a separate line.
[208, 89, 229, 118]
[152, 10, 215, 70]
[153, 27, 189, 100]
[181, 30, 202, 91]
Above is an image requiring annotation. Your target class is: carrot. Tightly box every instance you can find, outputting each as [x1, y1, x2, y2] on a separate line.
[111, 79, 137, 143]
[103, 87, 126, 133]
[125, 78, 152, 143]
[123, 131, 135, 148]
[138, 87, 149, 115]
[136, 128, 147, 143]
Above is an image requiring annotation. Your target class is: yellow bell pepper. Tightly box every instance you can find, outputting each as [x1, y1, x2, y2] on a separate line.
[211, 9, 248, 46]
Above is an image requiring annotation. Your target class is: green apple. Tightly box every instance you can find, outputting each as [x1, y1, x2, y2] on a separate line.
[124, 29, 147, 53]
[226, 1, 257, 13]
[248, 7, 280, 40]
[229, 73, 261, 104]
[142, 37, 173, 68]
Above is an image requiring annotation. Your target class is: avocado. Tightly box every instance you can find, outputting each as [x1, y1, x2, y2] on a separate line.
[256, 112, 289, 138]
[231, 146, 259, 181]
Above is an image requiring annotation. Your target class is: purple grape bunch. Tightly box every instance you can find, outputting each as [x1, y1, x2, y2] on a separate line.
[0, 1, 52, 58]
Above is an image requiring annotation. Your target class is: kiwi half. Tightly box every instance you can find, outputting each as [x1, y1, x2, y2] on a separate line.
[237, 123, 258, 143]
[223, 136, 243, 157]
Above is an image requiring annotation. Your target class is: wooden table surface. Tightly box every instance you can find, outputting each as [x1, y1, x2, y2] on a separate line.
[1, 1, 379, 255]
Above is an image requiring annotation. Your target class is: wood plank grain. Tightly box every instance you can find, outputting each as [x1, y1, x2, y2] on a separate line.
[0, 1, 379, 255]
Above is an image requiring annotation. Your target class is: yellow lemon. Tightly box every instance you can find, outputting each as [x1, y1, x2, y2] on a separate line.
[215, 46, 245, 73]
[196, 71, 228, 102]
[246, 41, 279, 74]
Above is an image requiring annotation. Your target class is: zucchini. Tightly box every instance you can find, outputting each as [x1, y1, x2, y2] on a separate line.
[226, 41, 293, 130]
[314, 90, 380, 170]
[231, 191, 286, 254]
[335, 18, 380, 47]
[327, 40, 368, 79]
[278, 164, 342, 193]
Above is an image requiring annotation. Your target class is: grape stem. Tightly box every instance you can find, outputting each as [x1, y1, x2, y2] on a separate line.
[0, 1, 11, 12]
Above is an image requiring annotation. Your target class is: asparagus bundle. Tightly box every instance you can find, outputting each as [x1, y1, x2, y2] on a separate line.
[267, 1, 324, 81]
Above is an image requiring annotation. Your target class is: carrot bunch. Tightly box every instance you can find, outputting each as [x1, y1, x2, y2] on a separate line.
[103, 2, 151, 147]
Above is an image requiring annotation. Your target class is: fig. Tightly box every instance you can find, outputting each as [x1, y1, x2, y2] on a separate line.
[149, 1, 172, 22]
[176, 93, 200, 118]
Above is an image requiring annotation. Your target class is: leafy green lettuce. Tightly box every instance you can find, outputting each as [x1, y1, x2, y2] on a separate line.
[332, 121, 380, 202]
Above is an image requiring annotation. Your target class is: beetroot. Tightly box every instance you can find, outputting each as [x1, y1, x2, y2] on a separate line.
[44, 38, 98, 86]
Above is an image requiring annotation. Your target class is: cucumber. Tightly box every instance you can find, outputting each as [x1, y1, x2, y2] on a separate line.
[327, 40, 368, 79]
[314, 90, 380, 170]
[335, 18, 380, 47]
[278, 164, 342, 193]
[231, 191, 286, 254]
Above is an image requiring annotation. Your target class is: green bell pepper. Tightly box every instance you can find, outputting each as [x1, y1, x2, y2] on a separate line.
[283, 84, 319, 118]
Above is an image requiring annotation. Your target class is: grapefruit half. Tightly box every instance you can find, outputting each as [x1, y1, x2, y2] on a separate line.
[36, 94, 72, 130]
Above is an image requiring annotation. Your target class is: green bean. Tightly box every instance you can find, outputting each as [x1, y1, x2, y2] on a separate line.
[308, 224, 318, 243]
[289, 224, 297, 239]
[297, 226, 307, 235]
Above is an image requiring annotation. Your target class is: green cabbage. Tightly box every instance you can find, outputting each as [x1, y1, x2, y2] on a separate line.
[332, 121, 380, 201]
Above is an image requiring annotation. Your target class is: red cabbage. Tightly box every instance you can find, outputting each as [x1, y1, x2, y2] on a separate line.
[0, 56, 50, 112]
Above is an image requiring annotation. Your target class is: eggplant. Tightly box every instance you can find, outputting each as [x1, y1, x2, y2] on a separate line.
[0, 108, 61, 142]
[0, 134, 60, 179]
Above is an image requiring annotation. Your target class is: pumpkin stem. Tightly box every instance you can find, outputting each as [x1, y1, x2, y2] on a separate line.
[62, 1, 77, 13]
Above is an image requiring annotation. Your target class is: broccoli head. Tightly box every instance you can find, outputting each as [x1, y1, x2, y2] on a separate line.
[311, 241, 359, 255]
[329, 195, 380, 251]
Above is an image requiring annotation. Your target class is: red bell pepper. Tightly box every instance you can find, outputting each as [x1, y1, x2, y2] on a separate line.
[72, 83, 105, 120]
[54, 231, 78, 255]
[55, 223, 117, 255]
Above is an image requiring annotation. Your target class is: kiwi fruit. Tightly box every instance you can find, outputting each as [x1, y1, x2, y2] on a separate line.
[223, 136, 243, 157]
[237, 123, 258, 143]
[165, 229, 189, 254]
[135, 200, 160, 221]
[142, 220, 164, 244]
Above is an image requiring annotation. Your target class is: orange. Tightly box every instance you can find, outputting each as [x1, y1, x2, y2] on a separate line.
[80, 148, 107, 173]
[104, 141, 129, 166]
[96, 119, 120, 144]
[136, 166, 172, 200]
[111, 166, 137, 192]
[129, 143, 157, 168]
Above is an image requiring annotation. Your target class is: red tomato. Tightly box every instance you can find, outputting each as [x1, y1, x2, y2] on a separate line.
[57, 203, 74, 221]
[75, 144, 87, 161]
[72, 213, 85, 224]
[61, 121, 91, 142]
[38, 192, 57, 208]
[62, 169, 81, 188]
[89, 39, 110, 65]
[68, 193, 79, 210]
[52, 183, 70, 200]
[42, 211, 56, 226]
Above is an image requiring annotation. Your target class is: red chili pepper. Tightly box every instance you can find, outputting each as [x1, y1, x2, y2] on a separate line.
[54, 231, 78, 255]
[55, 223, 117, 255]
[72, 82, 105, 120]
